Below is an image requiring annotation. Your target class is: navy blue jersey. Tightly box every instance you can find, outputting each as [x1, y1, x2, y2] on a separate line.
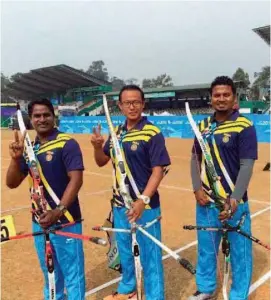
[104, 117, 171, 208]
[192, 110, 258, 202]
[20, 129, 84, 223]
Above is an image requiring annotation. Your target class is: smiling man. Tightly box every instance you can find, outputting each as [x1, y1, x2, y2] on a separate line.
[189, 76, 258, 300]
[91, 85, 170, 300]
[6, 98, 85, 300]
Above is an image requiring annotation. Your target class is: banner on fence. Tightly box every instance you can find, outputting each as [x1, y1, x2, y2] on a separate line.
[59, 114, 270, 143]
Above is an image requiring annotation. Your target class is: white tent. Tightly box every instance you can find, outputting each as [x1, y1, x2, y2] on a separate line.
[154, 111, 174, 116]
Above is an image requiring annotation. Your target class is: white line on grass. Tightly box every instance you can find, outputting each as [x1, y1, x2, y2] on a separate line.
[85, 240, 198, 297]
[248, 270, 271, 295]
[1, 205, 30, 214]
[250, 206, 271, 217]
[2, 182, 268, 214]
[160, 184, 192, 192]
[1, 165, 269, 295]
[84, 189, 112, 196]
[0, 190, 112, 214]
[160, 185, 270, 205]
[249, 199, 271, 205]
[86, 171, 270, 206]
[86, 278, 122, 296]
[85, 206, 271, 297]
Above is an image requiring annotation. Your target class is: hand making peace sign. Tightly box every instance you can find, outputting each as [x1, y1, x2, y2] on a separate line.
[9, 130, 26, 160]
[90, 123, 105, 149]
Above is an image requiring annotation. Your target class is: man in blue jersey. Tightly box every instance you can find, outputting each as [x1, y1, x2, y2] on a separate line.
[189, 76, 257, 300]
[91, 85, 171, 300]
[6, 98, 85, 300]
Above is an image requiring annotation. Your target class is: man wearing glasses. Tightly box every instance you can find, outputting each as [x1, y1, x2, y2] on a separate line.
[91, 85, 170, 300]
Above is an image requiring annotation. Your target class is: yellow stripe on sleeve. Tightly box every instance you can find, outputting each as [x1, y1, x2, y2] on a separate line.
[57, 133, 72, 140]
[38, 141, 66, 154]
[216, 122, 250, 131]
[143, 124, 161, 133]
[124, 130, 158, 139]
[122, 136, 151, 143]
[214, 127, 245, 135]
[38, 137, 70, 150]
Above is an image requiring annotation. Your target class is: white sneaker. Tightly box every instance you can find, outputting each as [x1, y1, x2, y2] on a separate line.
[188, 290, 216, 300]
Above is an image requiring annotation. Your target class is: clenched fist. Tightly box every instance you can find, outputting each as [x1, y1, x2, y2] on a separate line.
[194, 188, 210, 206]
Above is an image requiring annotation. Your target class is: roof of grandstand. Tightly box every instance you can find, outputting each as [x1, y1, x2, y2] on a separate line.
[0, 94, 17, 104]
[106, 81, 246, 97]
[252, 25, 270, 45]
[5, 64, 111, 100]
[107, 83, 211, 97]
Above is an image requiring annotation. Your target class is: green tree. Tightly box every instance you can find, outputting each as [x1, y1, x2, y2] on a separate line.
[125, 78, 138, 85]
[111, 76, 126, 91]
[142, 73, 173, 88]
[142, 78, 154, 88]
[86, 60, 109, 81]
[1, 73, 10, 90]
[153, 73, 173, 87]
[1, 73, 11, 102]
[250, 66, 270, 100]
[232, 68, 250, 88]
[10, 72, 24, 82]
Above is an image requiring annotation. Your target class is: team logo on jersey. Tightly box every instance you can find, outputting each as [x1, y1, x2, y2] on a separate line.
[131, 142, 139, 151]
[45, 151, 54, 161]
[222, 134, 231, 143]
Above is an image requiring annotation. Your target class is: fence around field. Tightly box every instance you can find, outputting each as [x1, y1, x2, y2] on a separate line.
[1, 105, 16, 128]
[59, 114, 270, 143]
[1, 116, 12, 128]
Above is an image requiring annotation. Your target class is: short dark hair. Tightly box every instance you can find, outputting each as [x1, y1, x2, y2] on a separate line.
[210, 76, 236, 95]
[28, 98, 55, 117]
[119, 85, 145, 102]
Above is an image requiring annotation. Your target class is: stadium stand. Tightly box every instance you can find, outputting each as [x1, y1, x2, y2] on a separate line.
[5, 64, 110, 101]
[252, 25, 270, 46]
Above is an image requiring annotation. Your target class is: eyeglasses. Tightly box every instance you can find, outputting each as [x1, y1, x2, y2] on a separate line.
[120, 101, 143, 108]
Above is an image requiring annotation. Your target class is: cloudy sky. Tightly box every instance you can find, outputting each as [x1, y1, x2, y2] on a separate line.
[1, 0, 270, 85]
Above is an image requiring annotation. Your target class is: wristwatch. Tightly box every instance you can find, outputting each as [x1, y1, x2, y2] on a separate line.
[138, 195, 151, 205]
[56, 204, 67, 215]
